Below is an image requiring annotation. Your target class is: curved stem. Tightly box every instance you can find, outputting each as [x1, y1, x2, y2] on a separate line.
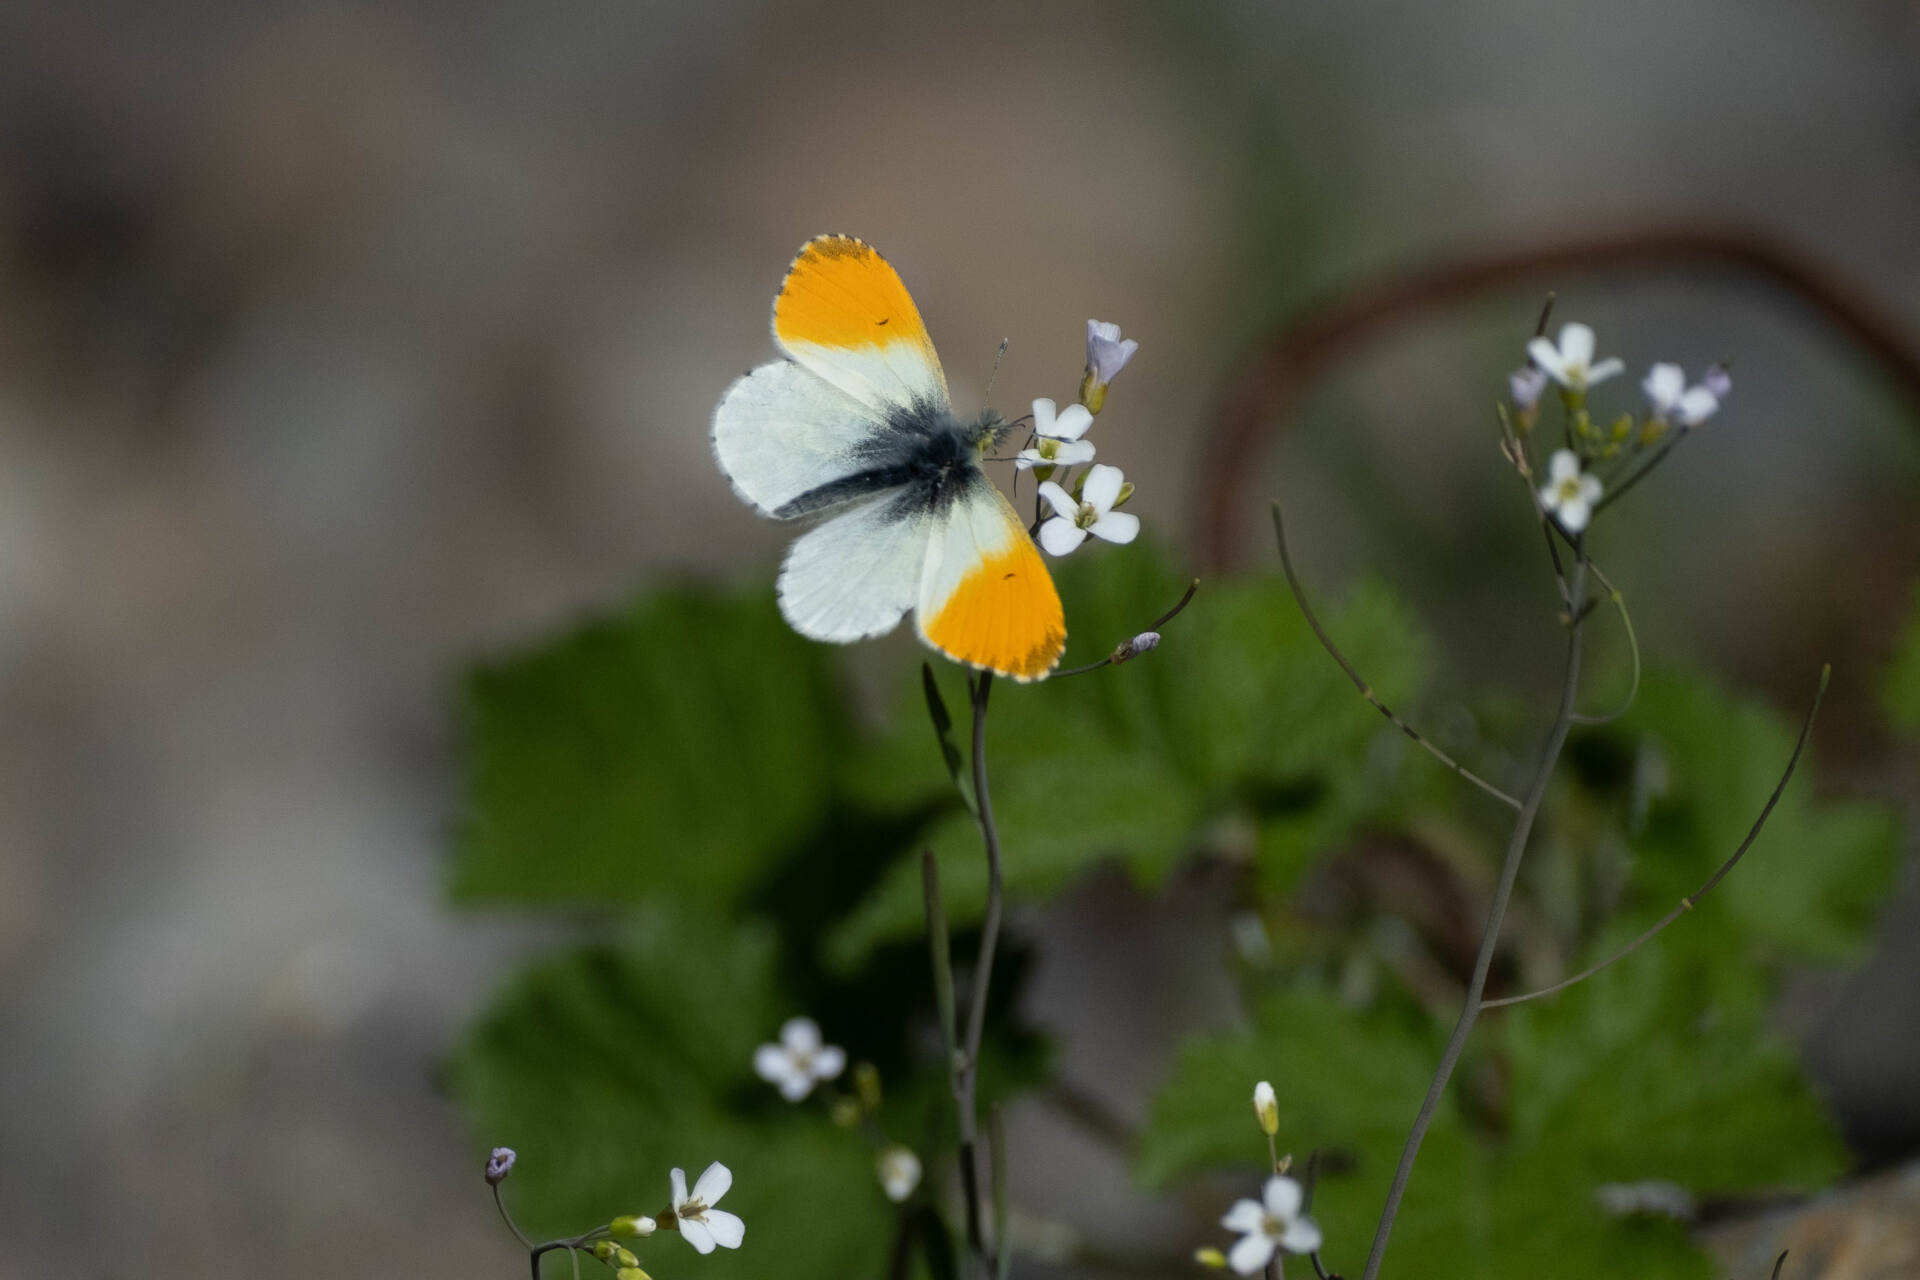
[494, 1184, 533, 1249]
[955, 672, 1004, 1280]
[1273, 503, 1523, 811]
[1358, 553, 1589, 1280]
[1570, 565, 1640, 725]
[1486, 664, 1827, 1009]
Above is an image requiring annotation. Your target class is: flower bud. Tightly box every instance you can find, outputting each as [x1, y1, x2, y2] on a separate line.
[611, 1215, 657, 1238]
[1703, 363, 1732, 401]
[854, 1061, 883, 1111]
[1110, 632, 1160, 664]
[876, 1145, 923, 1203]
[1253, 1081, 1279, 1136]
[616, 1268, 652, 1280]
[1509, 367, 1548, 430]
[484, 1147, 517, 1185]
[1194, 1246, 1228, 1269]
[1080, 319, 1139, 415]
[829, 1097, 862, 1128]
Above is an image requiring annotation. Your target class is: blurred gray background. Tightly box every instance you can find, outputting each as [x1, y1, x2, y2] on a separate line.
[2, 1, 1918, 1274]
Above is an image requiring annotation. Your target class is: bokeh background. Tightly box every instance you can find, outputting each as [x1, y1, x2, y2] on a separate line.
[3, 1, 1919, 1275]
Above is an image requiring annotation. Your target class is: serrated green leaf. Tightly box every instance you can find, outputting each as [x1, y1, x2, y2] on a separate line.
[450, 585, 850, 904]
[448, 909, 901, 1280]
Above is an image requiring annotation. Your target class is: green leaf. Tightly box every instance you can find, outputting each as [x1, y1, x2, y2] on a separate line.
[827, 548, 1436, 966]
[450, 585, 851, 905]
[448, 909, 901, 1280]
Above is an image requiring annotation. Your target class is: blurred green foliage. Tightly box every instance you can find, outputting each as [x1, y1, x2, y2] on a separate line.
[446, 543, 1896, 1280]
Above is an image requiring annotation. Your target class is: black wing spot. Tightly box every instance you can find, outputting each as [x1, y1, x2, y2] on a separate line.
[876, 318, 889, 326]
[1003, 572, 1017, 580]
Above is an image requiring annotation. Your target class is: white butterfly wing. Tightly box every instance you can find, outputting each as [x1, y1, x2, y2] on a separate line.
[778, 493, 928, 642]
[712, 359, 886, 519]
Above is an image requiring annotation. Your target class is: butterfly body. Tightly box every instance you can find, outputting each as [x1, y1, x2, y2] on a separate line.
[713, 236, 1065, 681]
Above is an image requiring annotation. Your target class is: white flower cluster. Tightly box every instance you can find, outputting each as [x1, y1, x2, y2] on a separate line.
[1018, 321, 1142, 559]
[1511, 322, 1732, 536]
[752, 1016, 923, 1205]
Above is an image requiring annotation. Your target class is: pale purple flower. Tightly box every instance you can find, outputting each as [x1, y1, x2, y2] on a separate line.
[485, 1147, 516, 1185]
[1084, 320, 1138, 385]
[1509, 366, 1549, 412]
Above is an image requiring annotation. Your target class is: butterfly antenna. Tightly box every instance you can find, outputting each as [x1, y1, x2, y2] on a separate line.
[984, 338, 1010, 407]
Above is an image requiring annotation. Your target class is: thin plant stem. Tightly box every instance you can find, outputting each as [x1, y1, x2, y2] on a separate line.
[954, 671, 1005, 1280]
[1357, 551, 1589, 1280]
[1486, 664, 1827, 1009]
[1052, 579, 1202, 679]
[923, 850, 961, 1067]
[1592, 425, 1690, 515]
[990, 1105, 1013, 1280]
[494, 1184, 533, 1249]
[1570, 567, 1641, 725]
[1272, 503, 1523, 812]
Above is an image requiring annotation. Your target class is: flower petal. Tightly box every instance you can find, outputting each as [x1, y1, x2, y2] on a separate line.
[1263, 1175, 1303, 1221]
[703, 1209, 745, 1250]
[1090, 511, 1140, 544]
[1678, 387, 1718, 425]
[1586, 357, 1625, 386]
[1548, 449, 1580, 483]
[1053, 440, 1096, 467]
[1081, 463, 1125, 513]
[1642, 362, 1684, 409]
[1527, 337, 1568, 382]
[680, 1218, 715, 1254]
[692, 1161, 733, 1206]
[1558, 323, 1595, 368]
[1037, 481, 1079, 522]
[781, 1017, 821, 1054]
[1558, 497, 1591, 533]
[1014, 450, 1044, 470]
[670, 1167, 690, 1209]
[1050, 404, 1094, 441]
[1031, 397, 1058, 436]
[1227, 1233, 1276, 1276]
[1039, 517, 1088, 558]
[777, 1070, 813, 1101]
[1280, 1217, 1323, 1255]
[1579, 474, 1604, 505]
[753, 1043, 791, 1083]
[811, 1045, 847, 1081]
[1220, 1200, 1266, 1233]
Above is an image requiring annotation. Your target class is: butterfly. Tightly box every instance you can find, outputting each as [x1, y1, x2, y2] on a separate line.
[712, 235, 1067, 681]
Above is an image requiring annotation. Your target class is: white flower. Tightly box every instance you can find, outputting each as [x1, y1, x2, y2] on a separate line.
[754, 1017, 846, 1101]
[1015, 397, 1096, 471]
[875, 1146, 922, 1203]
[1641, 363, 1720, 427]
[1527, 323, 1625, 392]
[1037, 464, 1139, 557]
[1084, 320, 1138, 384]
[670, 1162, 744, 1254]
[1538, 449, 1603, 534]
[1221, 1176, 1322, 1275]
